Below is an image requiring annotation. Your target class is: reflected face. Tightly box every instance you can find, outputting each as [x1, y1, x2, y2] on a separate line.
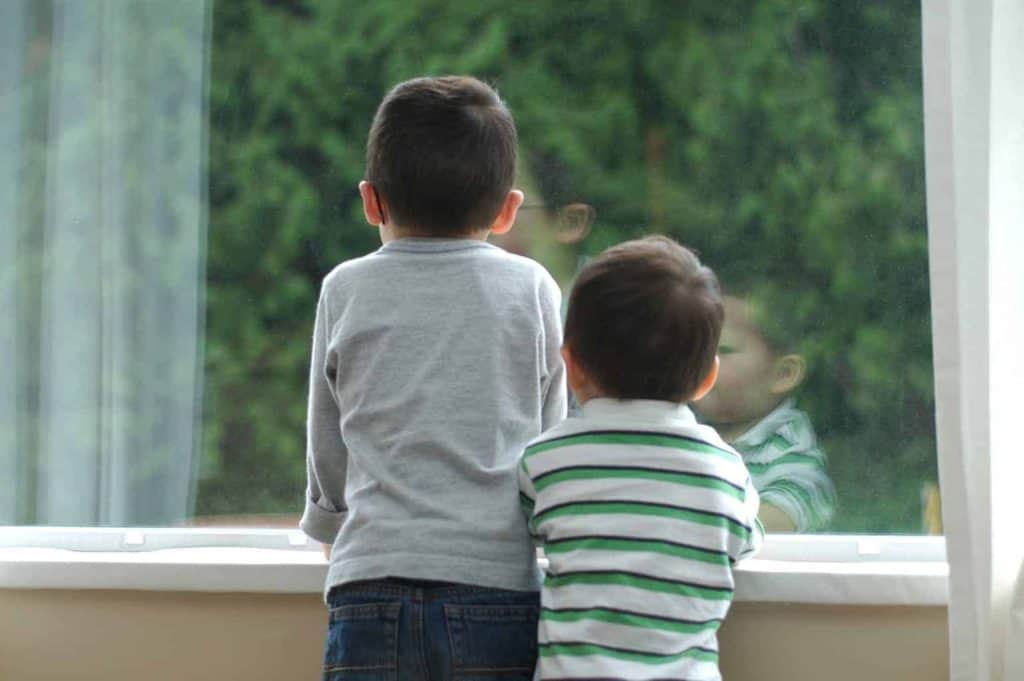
[694, 297, 782, 426]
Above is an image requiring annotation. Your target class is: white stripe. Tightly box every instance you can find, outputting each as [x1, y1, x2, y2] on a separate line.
[542, 581, 731, 623]
[528, 443, 746, 482]
[541, 511, 731, 554]
[546, 548, 732, 590]
[540, 618, 717, 656]
[534, 477, 749, 523]
[751, 461, 829, 486]
[538, 648, 722, 681]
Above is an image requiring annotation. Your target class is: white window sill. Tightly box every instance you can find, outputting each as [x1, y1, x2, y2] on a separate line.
[0, 543, 948, 607]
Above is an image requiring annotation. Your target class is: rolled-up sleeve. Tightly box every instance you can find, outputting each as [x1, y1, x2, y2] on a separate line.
[299, 284, 348, 544]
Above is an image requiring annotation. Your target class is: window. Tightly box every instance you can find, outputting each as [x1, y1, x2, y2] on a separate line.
[2, 1, 935, 539]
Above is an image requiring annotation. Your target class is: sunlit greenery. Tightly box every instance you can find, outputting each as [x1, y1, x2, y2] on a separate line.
[198, 0, 933, 533]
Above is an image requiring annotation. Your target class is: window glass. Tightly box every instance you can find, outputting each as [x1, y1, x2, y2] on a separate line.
[2, 0, 934, 534]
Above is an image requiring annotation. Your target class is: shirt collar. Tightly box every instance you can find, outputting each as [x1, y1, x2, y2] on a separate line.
[733, 397, 798, 447]
[580, 398, 697, 428]
[378, 237, 496, 254]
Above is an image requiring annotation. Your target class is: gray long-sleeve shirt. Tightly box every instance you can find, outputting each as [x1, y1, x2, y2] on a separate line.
[300, 237, 566, 597]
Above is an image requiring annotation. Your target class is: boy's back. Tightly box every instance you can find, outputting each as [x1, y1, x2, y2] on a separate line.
[521, 399, 759, 680]
[303, 237, 564, 593]
[301, 75, 566, 679]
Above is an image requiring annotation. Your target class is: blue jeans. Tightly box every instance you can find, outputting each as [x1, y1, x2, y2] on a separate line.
[323, 579, 540, 681]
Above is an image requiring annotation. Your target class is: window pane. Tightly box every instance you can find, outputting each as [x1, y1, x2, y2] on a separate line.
[2, 1, 934, 534]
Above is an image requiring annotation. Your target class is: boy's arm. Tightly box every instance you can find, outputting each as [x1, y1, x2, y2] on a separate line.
[299, 285, 348, 548]
[518, 455, 539, 543]
[540, 274, 568, 430]
[737, 476, 765, 562]
[758, 502, 798, 532]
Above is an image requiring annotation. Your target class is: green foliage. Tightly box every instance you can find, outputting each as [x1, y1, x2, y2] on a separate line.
[199, 0, 934, 532]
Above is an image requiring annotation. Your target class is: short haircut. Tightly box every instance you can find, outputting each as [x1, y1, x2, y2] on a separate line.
[365, 76, 517, 236]
[723, 287, 800, 356]
[564, 236, 724, 403]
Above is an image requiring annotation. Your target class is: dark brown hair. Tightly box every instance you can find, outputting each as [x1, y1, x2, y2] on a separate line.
[365, 76, 517, 236]
[564, 236, 724, 403]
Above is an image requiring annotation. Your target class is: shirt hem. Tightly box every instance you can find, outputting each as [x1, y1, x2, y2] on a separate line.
[322, 552, 542, 601]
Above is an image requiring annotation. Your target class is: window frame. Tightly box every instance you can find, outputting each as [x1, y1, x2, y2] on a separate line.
[0, 527, 948, 605]
[0, 2, 957, 608]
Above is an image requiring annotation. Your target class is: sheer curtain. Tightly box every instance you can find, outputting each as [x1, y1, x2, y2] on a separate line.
[923, 1, 1024, 679]
[0, 1, 210, 525]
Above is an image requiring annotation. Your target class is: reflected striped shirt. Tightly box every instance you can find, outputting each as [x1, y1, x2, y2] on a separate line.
[519, 398, 764, 681]
[732, 399, 836, 532]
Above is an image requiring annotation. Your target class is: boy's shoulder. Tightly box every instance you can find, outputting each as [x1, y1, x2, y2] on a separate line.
[321, 242, 557, 294]
[470, 244, 561, 289]
[523, 406, 743, 464]
[523, 416, 592, 451]
[734, 399, 820, 457]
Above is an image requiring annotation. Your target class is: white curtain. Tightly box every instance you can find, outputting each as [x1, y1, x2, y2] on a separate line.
[923, 1, 1024, 679]
[0, 1, 210, 525]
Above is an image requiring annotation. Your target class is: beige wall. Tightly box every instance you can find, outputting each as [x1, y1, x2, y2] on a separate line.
[0, 590, 948, 681]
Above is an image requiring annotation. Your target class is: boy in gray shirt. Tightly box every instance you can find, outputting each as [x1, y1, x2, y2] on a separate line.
[300, 76, 566, 680]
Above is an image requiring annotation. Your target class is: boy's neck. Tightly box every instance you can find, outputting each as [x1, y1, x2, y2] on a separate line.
[711, 398, 789, 443]
[715, 421, 755, 443]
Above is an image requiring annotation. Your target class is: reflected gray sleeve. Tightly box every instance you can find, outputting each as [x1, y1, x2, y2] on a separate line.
[299, 286, 348, 544]
[540, 274, 568, 430]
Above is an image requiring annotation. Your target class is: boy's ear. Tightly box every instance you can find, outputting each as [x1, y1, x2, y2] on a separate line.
[691, 356, 720, 403]
[359, 180, 386, 227]
[562, 344, 598, 403]
[771, 354, 806, 395]
[561, 345, 583, 395]
[488, 189, 525, 235]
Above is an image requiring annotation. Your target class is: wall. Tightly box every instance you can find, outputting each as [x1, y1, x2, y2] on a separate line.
[0, 590, 948, 681]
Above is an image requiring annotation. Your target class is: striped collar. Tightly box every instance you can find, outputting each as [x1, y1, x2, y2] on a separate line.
[580, 398, 697, 427]
[733, 398, 799, 447]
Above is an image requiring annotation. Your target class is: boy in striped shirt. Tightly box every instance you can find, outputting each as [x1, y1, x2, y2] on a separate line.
[519, 236, 764, 681]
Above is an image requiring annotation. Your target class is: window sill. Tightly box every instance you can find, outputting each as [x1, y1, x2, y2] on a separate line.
[0, 545, 948, 606]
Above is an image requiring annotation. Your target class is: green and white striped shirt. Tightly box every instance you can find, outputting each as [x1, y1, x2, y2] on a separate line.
[732, 399, 836, 532]
[520, 399, 764, 681]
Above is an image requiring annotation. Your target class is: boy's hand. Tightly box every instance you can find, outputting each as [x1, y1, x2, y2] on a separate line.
[321, 542, 332, 560]
[759, 503, 797, 532]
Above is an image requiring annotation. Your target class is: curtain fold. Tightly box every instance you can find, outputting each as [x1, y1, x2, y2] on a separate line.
[0, 0, 210, 526]
[0, 1, 29, 523]
[923, 1, 1024, 679]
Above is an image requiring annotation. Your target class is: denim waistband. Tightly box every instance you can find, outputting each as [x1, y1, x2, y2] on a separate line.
[328, 577, 534, 602]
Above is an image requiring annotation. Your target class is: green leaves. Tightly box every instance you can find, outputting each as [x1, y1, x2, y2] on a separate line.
[198, 0, 933, 530]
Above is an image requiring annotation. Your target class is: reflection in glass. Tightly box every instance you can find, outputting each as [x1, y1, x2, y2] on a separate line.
[695, 295, 836, 532]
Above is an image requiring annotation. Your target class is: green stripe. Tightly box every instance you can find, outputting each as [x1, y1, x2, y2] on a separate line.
[760, 479, 834, 531]
[519, 492, 535, 510]
[763, 479, 819, 512]
[534, 501, 751, 540]
[534, 467, 743, 500]
[544, 571, 732, 601]
[539, 642, 718, 665]
[542, 607, 721, 635]
[544, 537, 729, 567]
[746, 452, 822, 474]
[525, 433, 737, 462]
